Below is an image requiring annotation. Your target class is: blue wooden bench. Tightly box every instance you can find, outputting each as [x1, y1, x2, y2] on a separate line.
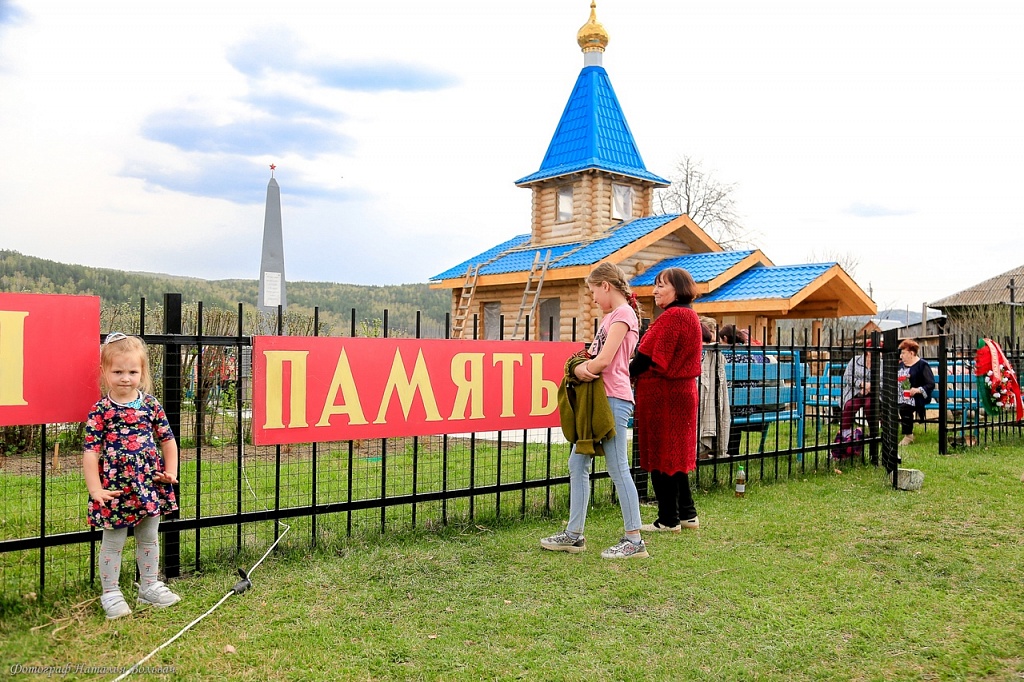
[934, 372, 980, 427]
[803, 374, 845, 421]
[904, 361, 980, 423]
[802, 358, 981, 429]
[723, 349, 804, 452]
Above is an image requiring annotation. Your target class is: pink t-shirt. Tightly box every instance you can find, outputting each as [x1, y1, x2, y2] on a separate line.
[588, 304, 639, 402]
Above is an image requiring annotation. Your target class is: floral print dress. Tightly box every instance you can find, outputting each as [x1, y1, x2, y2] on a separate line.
[85, 394, 178, 529]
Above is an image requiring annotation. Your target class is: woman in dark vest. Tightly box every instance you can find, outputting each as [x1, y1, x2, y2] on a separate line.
[897, 338, 935, 446]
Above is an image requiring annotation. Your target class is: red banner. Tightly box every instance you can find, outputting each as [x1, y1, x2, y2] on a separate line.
[0, 293, 100, 426]
[252, 336, 582, 445]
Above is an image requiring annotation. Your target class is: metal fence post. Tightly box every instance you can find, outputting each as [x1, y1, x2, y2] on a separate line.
[39, 424, 47, 596]
[631, 423, 648, 500]
[632, 318, 650, 499]
[868, 332, 882, 466]
[162, 293, 182, 578]
[880, 329, 900, 484]
[938, 334, 948, 455]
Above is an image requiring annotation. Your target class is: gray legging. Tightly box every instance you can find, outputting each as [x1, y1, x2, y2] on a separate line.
[99, 514, 161, 594]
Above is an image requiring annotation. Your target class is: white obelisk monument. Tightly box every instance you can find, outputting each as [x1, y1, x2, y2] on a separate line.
[257, 164, 287, 331]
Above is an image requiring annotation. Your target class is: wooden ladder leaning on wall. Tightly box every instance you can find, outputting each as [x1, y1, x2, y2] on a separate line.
[511, 250, 552, 341]
[450, 264, 480, 339]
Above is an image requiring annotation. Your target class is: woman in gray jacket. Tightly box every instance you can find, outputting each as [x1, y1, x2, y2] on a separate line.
[698, 317, 730, 459]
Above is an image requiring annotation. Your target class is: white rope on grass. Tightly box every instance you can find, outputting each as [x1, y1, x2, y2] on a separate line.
[111, 591, 233, 682]
[111, 444, 292, 682]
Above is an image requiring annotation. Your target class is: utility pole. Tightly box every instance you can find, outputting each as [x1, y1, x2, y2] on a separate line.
[1009, 278, 1016, 345]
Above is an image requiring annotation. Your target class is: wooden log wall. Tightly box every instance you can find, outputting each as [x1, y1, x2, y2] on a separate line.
[531, 177, 585, 244]
[629, 233, 692, 264]
[453, 281, 593, 343]
[530, 172, 658, 246]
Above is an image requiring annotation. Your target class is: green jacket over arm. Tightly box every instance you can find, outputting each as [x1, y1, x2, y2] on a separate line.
[557, 354, 616, 456]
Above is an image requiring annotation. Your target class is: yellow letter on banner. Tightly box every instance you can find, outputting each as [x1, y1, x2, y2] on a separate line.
[492, 353, 523, 417]
[316, 348, 368, 426]
[530, 353, 557, 416]
[374, 349, 442, 424]
[262, 350, 309, 429]
[0, 311, 29, 406]
[449, 353, 485, 420]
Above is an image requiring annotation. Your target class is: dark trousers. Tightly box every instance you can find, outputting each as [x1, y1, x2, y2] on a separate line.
[650, 470, 696, 526]
[841, 396, 871, 432]
[898, 404, 918, 435]
[727, 424, 764, 457]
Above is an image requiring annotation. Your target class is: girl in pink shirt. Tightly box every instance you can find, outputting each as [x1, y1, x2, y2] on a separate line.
[540, 262, 647, 559]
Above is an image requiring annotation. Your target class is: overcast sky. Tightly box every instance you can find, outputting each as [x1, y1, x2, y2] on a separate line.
[2, 0, 1021, 312]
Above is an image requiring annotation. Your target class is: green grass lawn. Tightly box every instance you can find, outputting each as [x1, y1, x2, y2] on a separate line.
[3, 433, 1023, 681]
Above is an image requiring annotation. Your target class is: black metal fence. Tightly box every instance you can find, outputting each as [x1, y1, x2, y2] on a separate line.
[0, 300, 936, 604]
[934, 333, 1024, 452]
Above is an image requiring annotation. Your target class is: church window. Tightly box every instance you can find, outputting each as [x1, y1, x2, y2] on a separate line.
[612, 183, 633, 220]
[557, 186, 573, 223]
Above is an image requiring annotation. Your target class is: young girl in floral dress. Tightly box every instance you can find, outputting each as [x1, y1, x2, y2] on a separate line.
[83, 333, 181, 619]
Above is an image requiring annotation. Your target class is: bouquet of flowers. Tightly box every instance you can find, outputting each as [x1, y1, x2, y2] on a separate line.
[974, 338, 1024, 420]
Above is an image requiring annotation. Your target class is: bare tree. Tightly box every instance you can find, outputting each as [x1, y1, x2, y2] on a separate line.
[654, 156, 754, 249]
[942, 305, 1015, 342]
[807, 249, 860, 279]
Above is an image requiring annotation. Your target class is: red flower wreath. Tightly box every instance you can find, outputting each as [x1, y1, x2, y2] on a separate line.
[975, 338, 1024, 420]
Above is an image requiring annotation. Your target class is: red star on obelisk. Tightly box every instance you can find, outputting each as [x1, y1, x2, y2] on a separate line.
[270, 163, 276, 178]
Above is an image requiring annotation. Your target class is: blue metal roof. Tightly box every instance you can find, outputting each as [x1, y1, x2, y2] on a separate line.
[553, 215, 676, 267]
[479, 243, 581, 276]
[431, 234, 532, 281]
[514, 66, 669, 186]
[430, 214, 679, 281]
[631, 251, 756, 286]
[696, 263, 835, 302]
[431, 222, 843, 307]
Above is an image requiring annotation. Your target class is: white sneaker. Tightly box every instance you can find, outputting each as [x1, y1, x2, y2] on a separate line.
[640, 521, 682, 533]
[540, 531, 586, 553]
[101, 591, 132, 620]
[137, 581, 181, 608]
[600, 538, 650, 560]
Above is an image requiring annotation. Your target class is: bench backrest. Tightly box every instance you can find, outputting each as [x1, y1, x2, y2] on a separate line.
[729, 386, 798, 408]
[721, 349, 803, 410]
[725, 362, 796, 383]
[802, 365, 980, 407]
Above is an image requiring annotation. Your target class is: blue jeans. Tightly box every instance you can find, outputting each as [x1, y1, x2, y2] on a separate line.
[566, 397, 642, 535]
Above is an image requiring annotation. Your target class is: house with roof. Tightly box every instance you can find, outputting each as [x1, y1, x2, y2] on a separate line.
[430, 3, 875, 343]
[930, 263, 1024, 337]
[857, 318, 905, 338]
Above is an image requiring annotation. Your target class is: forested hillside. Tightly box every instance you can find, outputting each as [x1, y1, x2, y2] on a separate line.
[0, 250, 450, 336]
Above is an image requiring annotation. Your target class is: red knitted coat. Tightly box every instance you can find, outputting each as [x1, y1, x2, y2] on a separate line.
[634, 306, 703, 475]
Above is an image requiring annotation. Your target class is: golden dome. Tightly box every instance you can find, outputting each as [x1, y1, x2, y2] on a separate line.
[576, 1, 609, 53]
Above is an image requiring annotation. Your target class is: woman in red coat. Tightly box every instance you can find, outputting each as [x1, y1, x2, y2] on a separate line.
[630, 267, 703, 532]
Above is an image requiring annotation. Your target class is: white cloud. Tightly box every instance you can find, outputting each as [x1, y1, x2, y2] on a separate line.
[844, 203, 914, 219]
[1, 0, 1022, 312]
